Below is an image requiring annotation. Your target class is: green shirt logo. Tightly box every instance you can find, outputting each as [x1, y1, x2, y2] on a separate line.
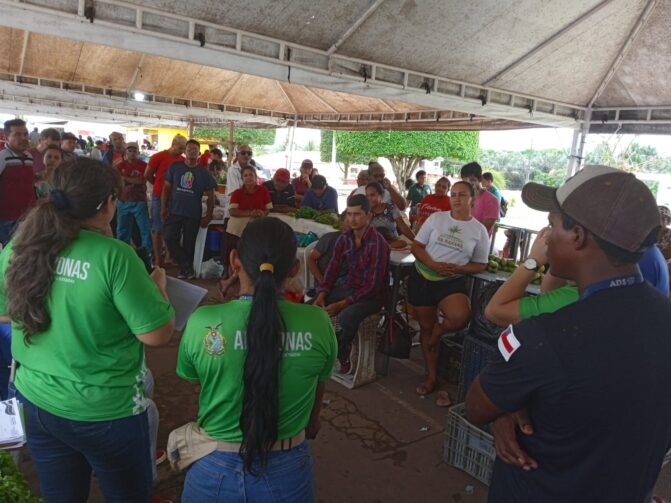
[204, 324, 226, 356]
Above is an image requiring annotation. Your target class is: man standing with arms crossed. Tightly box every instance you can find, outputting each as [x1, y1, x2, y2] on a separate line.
[145, 134, 186, 266]
[466, 165, 671, 503]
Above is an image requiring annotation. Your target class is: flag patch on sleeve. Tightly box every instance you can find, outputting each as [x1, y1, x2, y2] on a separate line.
[498, 325, 521, 362]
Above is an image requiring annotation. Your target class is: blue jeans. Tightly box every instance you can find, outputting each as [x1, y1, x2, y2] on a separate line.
[150, 195, 163, 233]
[0, 219, 16, 246]
[17, 390, 152, 503]
[182, 442, 314, 503]
[117, 201, 152, 252]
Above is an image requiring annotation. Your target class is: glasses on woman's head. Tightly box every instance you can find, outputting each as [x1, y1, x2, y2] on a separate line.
[95, 191, 117, 211]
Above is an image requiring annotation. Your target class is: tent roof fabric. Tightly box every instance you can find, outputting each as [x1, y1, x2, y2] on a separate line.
[0, 0, 668, 131]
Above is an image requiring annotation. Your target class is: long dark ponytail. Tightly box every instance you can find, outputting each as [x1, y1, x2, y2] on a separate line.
[5, 158, 121, 343]
[237, 217, 297, 473]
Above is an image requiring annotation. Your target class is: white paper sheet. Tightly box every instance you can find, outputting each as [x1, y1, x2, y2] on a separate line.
[0, 398, 25, 449]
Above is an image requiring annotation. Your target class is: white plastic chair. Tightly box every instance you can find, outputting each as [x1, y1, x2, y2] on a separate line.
[192, 220, 225, 278]
[302, 241, 319, 300]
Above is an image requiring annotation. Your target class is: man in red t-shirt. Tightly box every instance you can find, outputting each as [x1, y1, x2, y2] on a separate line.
[197, 144, 216, 167]
[145, 134, 187, 266]
[116, 142, 152, 254]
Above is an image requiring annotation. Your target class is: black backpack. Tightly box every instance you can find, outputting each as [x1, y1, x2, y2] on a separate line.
[499, 196, 508, 218]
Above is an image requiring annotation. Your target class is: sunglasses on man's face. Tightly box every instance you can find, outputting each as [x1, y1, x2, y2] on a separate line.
[238, 151, 252, 156]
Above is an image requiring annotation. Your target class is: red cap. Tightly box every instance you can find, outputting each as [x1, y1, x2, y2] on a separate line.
[274, 168, 290, 182]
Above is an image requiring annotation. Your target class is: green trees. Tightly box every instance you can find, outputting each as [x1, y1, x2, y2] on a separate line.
[479, 148, 569, 189]
[322, 130, 479, 186]
[319, 131, 369, 179]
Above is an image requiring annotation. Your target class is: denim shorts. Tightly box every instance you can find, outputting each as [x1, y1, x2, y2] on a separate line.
[182, 441, 314, 503]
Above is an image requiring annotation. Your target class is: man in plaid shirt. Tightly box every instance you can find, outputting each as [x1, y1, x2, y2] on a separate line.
[315, 194, 390, 373]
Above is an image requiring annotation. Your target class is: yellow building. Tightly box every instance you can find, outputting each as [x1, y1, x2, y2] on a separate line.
[125, 127, 210, 153]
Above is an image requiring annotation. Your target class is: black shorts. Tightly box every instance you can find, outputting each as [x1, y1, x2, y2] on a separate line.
[407, 267, 468, 307]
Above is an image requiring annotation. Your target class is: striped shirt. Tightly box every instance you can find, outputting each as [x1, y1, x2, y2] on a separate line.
[320, 225, 390, 304]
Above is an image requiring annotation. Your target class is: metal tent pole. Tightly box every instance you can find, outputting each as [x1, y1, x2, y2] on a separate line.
[286, 119, 297, 170]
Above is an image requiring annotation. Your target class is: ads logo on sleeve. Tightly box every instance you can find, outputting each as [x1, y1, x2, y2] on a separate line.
[498, 325, 521, 362]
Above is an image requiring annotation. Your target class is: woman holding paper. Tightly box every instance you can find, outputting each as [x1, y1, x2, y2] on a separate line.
[176, 217, 336, 501]
[0, 158, 174, 502]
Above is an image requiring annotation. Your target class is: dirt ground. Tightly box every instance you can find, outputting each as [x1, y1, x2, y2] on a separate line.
[17, 277, 671, 502]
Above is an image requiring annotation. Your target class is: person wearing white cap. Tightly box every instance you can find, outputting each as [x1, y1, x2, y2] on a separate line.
[465, 165, 671, 503]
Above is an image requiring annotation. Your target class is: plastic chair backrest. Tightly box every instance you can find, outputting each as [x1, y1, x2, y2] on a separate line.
[302, 240, 319, 295]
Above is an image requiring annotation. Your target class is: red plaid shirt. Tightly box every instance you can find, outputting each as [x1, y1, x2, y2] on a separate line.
[320, 225, 390, 304]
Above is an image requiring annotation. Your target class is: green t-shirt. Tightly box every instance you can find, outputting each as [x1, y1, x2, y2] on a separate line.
[408, 183, 431, 207]
[177, 300, 337, 441]
[0, 230, 174, 421]
[518, 285, 579, 320]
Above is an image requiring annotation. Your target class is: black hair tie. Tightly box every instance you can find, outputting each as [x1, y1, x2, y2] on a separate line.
[48, 190, 70, 210]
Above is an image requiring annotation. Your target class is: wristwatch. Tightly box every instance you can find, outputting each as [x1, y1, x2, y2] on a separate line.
[523, 258, 540, 272]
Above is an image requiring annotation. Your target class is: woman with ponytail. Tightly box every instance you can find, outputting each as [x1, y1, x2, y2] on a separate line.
[0, 158, 175, 502]
[177, 217, 336, 502]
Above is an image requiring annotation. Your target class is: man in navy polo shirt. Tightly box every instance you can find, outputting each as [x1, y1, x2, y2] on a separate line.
[466, 165, 671, 503]
[301, 175, 338, 213]
[161, 139, 216, 279]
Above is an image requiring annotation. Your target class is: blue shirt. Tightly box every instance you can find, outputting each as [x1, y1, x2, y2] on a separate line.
[639, 244, 669, 294]
[487, 185, 502, 203]
[164, 162, 216, 219]
[301, 186, 338, 212]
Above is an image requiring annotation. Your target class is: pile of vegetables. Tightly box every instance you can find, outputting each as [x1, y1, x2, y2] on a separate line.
[0, 451, 43, 502]
[288, 209, 340, 229]
[486, 255, 545, 285]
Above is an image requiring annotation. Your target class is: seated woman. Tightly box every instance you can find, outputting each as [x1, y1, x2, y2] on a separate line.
[409, 181, 489, 404]
[177, 217, 337, 502]
[365, 182, 415, 249]
[0, 158, 175, 501]
[221, 165, 272, 297]
[415, 176, 451, 232]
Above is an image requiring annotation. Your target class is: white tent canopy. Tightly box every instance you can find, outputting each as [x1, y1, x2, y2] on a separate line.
[0, 0, 669, 140]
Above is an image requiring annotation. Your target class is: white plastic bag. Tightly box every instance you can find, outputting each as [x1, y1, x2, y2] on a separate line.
[201, 258, 224, 279]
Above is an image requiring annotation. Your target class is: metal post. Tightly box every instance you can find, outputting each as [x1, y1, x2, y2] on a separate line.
[286, 119, 297, 170]
[187, 119, 194, 139]
[567, 127, 581, 178]
[227, 121, 235, 166]
[575, 109, 592, 174]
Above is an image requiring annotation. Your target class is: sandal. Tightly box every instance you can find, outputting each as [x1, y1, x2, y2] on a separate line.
[416, 380, 437, 396]
[435, 390, 452, 407]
